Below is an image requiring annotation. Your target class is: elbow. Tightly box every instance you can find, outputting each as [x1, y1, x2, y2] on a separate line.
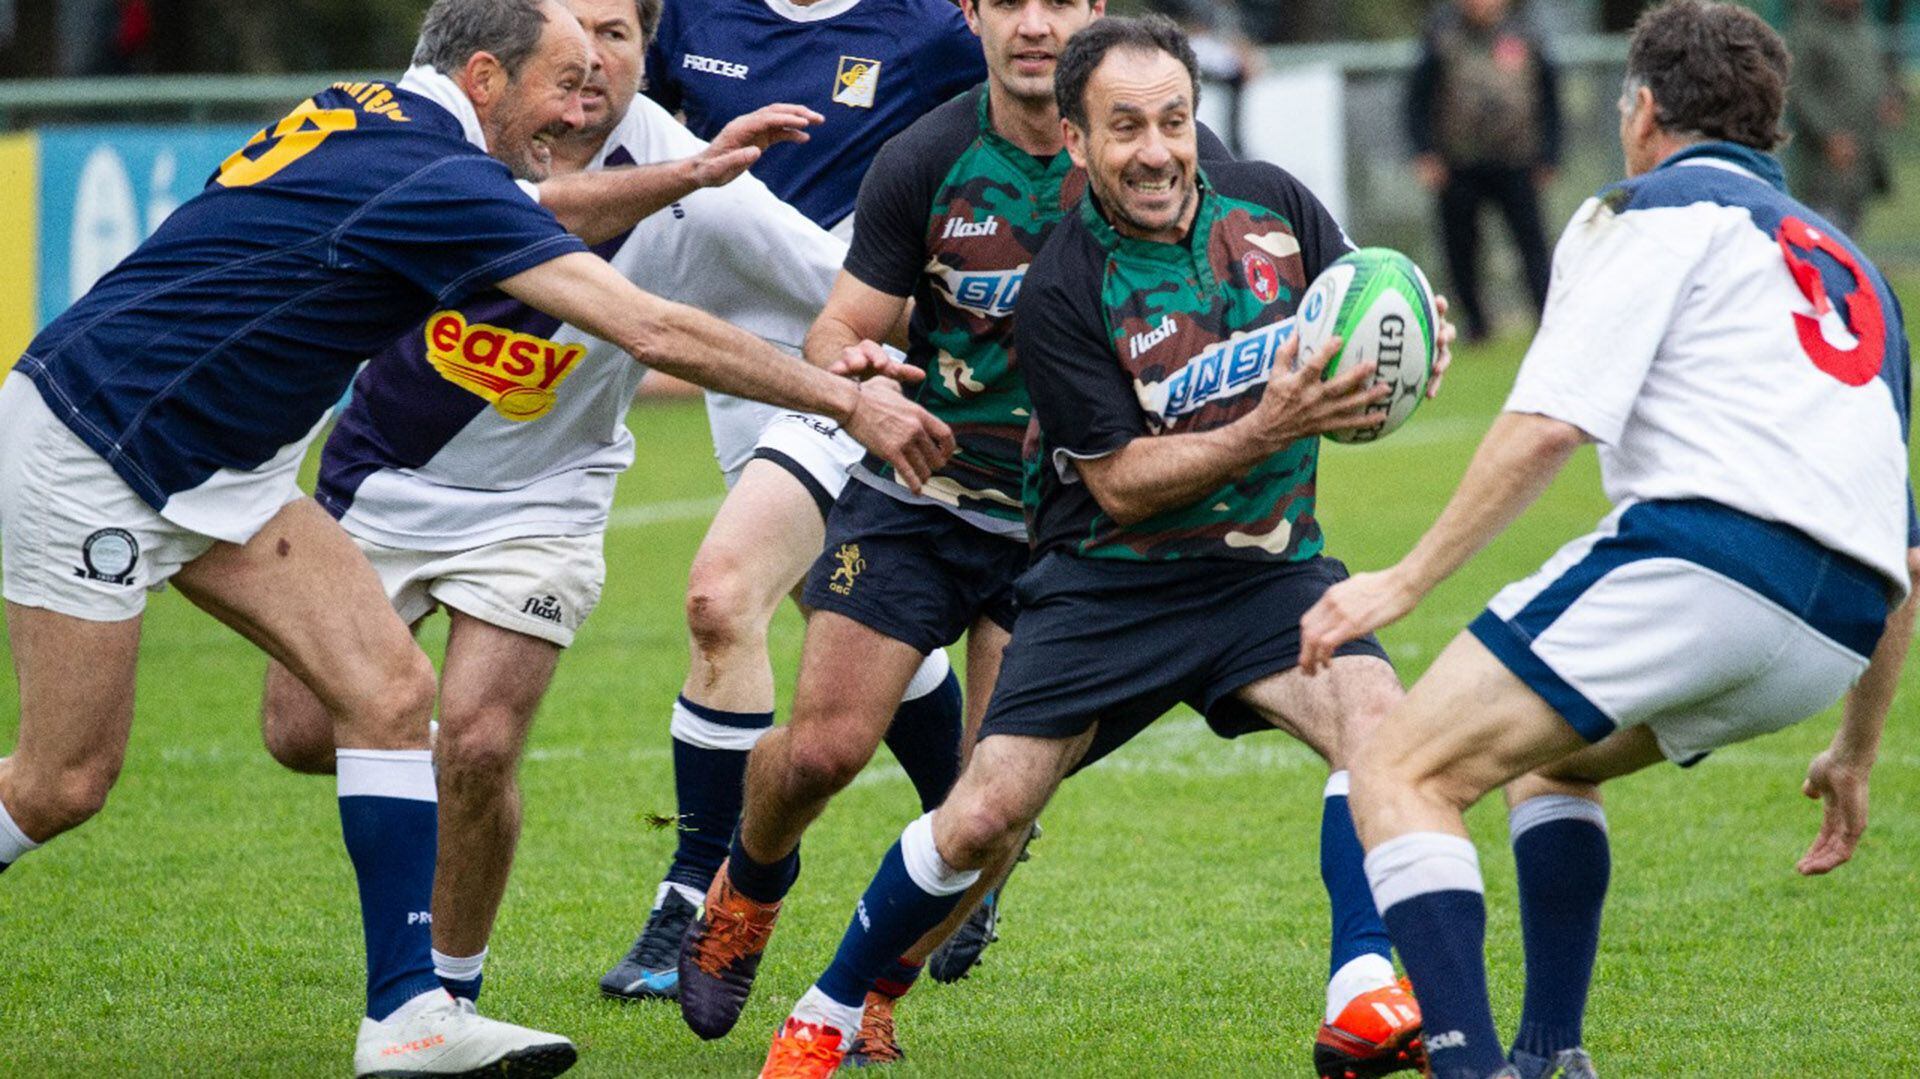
[1091, 489, 1151, 527]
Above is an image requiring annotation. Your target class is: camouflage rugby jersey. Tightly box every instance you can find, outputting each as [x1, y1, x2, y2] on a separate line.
[1017, 160, 1353, 563]
[843, 85, 1228, 537]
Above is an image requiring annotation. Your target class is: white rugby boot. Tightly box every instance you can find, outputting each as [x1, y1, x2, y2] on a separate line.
[353, 989, 577, 1077]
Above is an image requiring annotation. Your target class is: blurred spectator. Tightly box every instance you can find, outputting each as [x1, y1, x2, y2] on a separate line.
[1788, 0, 1905, 234]
[1406, 0, 1561, 342]
[1148, 0, 1262, 155]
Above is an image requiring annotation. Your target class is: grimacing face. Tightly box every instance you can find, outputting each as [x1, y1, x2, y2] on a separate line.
[483, 0, 591, 181]
[1067, 46, 1199, 244]
[566, 0, 645, 140]
[966, 0, 1104, 107]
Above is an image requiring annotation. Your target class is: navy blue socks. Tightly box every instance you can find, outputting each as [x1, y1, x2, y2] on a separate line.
[665, 696, 773, 893]
[815, 813, 980, 1009]
[1508, 795, 1610, 1064]
[337, 749, 444, 1020]
[1366, 832, 1505, 1079]
[885, 661, 963, 812]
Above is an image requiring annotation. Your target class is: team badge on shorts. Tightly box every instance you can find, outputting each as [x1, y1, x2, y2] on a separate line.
[76, 528, 139, 585]
[833, 57, 881, 109]
[828, 543, 865, 595]
[1243, 251, 1280, 304]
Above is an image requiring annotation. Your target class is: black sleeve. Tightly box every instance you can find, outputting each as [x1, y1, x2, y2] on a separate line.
[1535, 33, 1564, 168]
[1405, 33, 1441, 156]
[1017, 236, 1146, 462]
[1196, 119, 1235, 162]
[842, 125, 944, 297]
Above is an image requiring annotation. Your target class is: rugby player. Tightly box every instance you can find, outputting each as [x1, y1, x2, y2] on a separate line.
[736, 16, 1455, 1077]
[0, 0, 948, 1075]
[601, 0, 991, 1000]
[1298, 4, 1918, 1077]
[255, 0, 965, 1014]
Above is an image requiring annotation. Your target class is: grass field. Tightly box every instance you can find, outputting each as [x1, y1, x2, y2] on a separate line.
[3, 304, 1920, 1077]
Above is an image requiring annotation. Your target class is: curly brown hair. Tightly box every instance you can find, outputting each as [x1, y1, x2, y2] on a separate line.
[1626, 0, 1792, 150]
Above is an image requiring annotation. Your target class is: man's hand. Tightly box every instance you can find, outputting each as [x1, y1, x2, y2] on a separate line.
[1238, 333, 1387, 455]
[1796, 748, 1871, 875]
[1298, 568, 1420, 675]
[1429, 294, 1458, 399]
[841, 379, 955, 493]
[691, 104, 823, 189]
[828, 339, 926, 384]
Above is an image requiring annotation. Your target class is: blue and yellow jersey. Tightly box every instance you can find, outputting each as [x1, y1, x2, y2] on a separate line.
[13, 79, 587, 516]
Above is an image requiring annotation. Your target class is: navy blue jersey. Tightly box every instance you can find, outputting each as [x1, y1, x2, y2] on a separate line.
[644, 0, 986, 229]
[15, 81, 586, 515]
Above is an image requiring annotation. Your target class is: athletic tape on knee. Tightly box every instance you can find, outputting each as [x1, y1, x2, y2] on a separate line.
[899, 812, 980, 896]
[902, 648, 953, 702]
[1363, 832, 1483, 913]
[1508, 793, 1608, 840]
[670, 698, 773, 752]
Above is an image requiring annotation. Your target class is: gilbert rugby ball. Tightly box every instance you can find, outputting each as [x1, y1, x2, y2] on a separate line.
[1295, 248, 1438, 444]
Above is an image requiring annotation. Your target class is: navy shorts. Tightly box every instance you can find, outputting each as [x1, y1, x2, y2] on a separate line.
[978, 552, 1391, 771]
[801, 478, 1026, 654]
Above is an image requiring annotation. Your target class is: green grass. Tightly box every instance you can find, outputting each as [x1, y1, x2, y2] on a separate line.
[4, 285, 1920, 1076]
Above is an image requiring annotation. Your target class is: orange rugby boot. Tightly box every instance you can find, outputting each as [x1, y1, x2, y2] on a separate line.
[844, 990, 905, 1067]
[758, 1016, 851, 1079]
[677, 860, 782, 1040]
[1313, 977, 1426, 1078]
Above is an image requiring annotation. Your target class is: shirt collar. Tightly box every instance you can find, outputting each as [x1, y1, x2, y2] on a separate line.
[398, 64, 489, 152]
[1656, 141, 1788, 193]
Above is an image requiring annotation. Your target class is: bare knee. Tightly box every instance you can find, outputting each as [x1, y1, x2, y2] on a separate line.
[434, 709, 525, 799]
[1350, 735, 1488, 819]
[336, 649, 438, 747]
[685, 549, 774, 658]
[784, 726, 873, 800]
[934, 793, 1030, 871]
[14, 762, 119, 837]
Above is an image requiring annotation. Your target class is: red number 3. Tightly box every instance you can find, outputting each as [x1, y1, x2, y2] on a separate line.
[1778, 216, 1885, 386]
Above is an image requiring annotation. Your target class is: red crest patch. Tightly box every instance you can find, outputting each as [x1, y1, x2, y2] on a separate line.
[1243, 251, 1279, 304]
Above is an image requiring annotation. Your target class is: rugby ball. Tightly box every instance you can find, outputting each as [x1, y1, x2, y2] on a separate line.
[1294, 248, 1438, 444]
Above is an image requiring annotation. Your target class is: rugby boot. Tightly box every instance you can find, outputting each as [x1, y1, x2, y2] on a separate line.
[354, 990, 577, 1078]
[758, 1016, 851, 1079]
[1510, 1048, 1598, 1079]
[1313, 977, 1425, 1078]
[678, 860, 781, 1039]
[599, 888, 699, 1001]
[844, 990, 905, 1067]
[927, 821, 1038, 983]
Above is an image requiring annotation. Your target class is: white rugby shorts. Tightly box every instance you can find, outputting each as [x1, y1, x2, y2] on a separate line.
[355, 530, 607, 648]
[703, 391, 864, 508]
[1471, 499, 1889, 764]
[0, 373, 217, 621]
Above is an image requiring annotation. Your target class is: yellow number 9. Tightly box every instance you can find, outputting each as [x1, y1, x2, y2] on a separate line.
[217, 98, 359, 189]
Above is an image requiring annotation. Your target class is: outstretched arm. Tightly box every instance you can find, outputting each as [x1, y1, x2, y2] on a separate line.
[1797, 545, 1920, 876]
[497, 251, 953, 488]
[538, 103, 822, 244]
[1297, 410, 1590, 672]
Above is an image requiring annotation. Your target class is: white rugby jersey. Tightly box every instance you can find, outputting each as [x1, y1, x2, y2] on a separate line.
[317, 94, 845, 549]
[1505, 142, 1915, 593]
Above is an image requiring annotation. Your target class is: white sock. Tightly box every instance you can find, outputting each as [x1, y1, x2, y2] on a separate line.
[431, 947, 486, 983]
[1363, 832, 1484, 914]
[902, 647, 952, 702]
[655, 880, 705, 910]
[0, 796, 42, 865]
[792, 984, 863, 1038]
[900, 812, 980, 896]
[1325, 952, 1398, 1024]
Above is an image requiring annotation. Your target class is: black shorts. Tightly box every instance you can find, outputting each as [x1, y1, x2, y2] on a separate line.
[801, 478, 1026, 654]
[977, 552, 1391, 771]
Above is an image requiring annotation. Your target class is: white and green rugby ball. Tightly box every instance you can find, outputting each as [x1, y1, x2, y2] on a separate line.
[1295, 247, 1438, 444]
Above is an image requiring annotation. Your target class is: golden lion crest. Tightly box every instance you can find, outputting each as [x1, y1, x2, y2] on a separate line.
[827, 543, 865, 595]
